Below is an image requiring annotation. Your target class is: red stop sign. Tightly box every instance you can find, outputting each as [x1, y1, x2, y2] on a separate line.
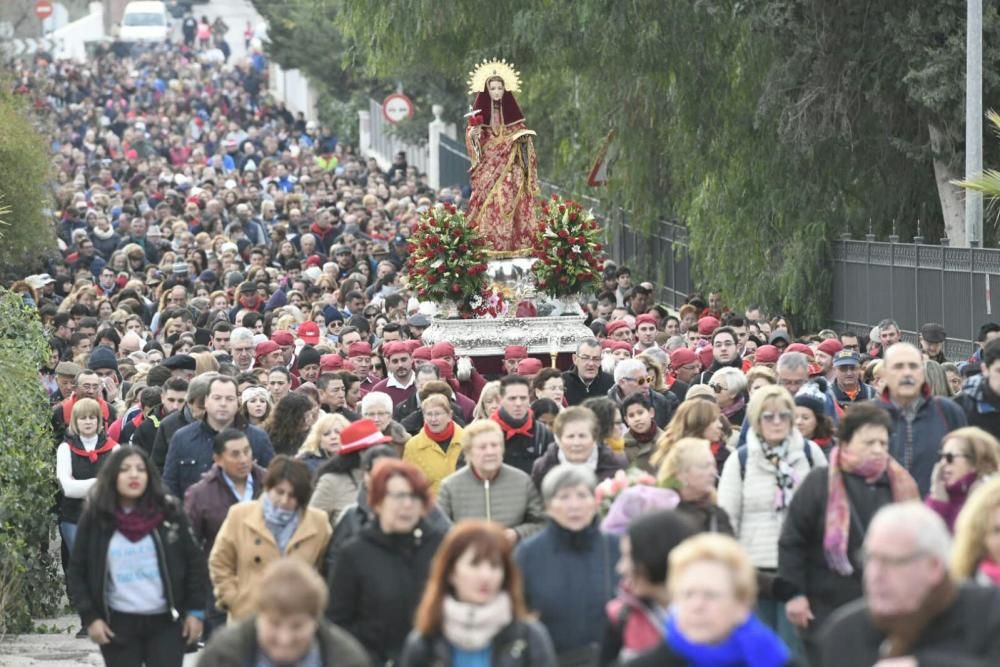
[35, 0, 53, 20]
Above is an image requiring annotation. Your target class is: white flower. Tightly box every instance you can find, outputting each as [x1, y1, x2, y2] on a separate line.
[571, 244, 581, 253]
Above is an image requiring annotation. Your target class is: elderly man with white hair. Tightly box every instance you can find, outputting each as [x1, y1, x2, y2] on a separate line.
[608, 358, 677, 428]
[229, 327, 256, 372]
[820, 502, 1000, 666]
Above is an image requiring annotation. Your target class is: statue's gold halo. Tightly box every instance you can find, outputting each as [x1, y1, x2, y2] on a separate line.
[467, 59, 521, 96]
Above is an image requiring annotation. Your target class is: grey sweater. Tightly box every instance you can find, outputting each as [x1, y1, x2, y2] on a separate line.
[435, 464, 545, 540]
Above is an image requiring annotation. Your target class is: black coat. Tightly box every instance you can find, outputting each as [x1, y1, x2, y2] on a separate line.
[562, 369, 615, 406]
[198, 616, 369, 667]
[151, 405, 196, 472]
[530, 443, 627, 491]
[819, 583, 1000, 667]
[67, 498, 208, 628]
[328, 518, 446, 665]
[779, 466, 893, 623]
[674, 499, 734, 536]
[400, 620, 558, 667]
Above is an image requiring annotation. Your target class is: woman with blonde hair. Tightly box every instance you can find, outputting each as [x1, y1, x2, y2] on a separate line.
[297, 412, 351, 473]
[650, 400, 724, 471]
[951, 476, 1000, 585]
[717, 384, 825, 654]
[927, 426, 1000, 531]
[191, 350, 220, 376]
[473, 380, 502, 420]
[658, 437, 733, 535]
[626, 534, 791, 666]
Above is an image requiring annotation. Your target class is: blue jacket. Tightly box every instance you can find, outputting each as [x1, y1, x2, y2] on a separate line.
[162, 419, 274, 498]
[514, 520, 619, 656]
[875, 386, 966, 497]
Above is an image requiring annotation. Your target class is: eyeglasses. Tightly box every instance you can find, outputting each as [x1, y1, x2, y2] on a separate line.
[939, 452, 971, 464]
[624, 376, 648, 386]
[576, 354, 601, 363]
[862, 549, 927, 569]
[761, 411, 793, 423]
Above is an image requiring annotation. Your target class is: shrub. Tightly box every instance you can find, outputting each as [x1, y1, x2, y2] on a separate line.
[0, 289, 61, 634]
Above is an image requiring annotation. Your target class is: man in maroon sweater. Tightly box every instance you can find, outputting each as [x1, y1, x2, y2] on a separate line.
[369, 341, 416, 407]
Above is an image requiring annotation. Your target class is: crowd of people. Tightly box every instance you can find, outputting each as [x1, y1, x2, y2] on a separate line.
[9, 23, 1000, 667]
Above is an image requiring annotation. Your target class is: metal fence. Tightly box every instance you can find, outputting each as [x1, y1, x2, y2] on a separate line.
[436, 134, 470, 191]
[829, 238, 1000, 360]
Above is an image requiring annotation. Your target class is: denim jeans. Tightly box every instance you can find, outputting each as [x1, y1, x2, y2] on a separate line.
[59, 521, 78, 556]
[755, 598, 809, 666]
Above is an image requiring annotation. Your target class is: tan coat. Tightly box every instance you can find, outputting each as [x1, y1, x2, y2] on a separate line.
[209, 499, 332, 622]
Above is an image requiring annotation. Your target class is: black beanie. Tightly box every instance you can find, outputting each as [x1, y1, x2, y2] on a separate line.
[297, 345, 322, 370]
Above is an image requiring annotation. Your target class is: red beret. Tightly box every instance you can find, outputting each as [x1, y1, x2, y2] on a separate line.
[635, 314, 657, 327]
[786, 343, 814, 359]
[404, 340, 423, 353]
[611, 341, 633, 354]
[669, 348, 698, 368]
[817, 339, 843, 356]
[412, 346, 433, 361]
[320, 354, 343, 372]
[347, 342, 372, 357]
[600, 339, 615, 350]
[504, 345, 528, 360]
[431, 341, 455, 359]
[697, 345, 714, 369]
[305, 255, 323, 268]
[382, 341, 409, 358]
[605, 320, 631, 336]
[270, 331, 294, 346]
[516, 358, 544, 375]
[754, 345, 780, 364]
[255, 340, 280, 358]
[697, 316, 720, 336]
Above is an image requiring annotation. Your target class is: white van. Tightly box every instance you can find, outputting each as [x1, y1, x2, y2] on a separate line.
[119, 1, 169, 43]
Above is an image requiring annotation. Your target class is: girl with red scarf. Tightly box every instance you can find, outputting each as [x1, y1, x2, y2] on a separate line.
[56, 398, 119, 557]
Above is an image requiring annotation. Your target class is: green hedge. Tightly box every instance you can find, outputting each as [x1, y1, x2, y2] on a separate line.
[0, 289, 61, 633]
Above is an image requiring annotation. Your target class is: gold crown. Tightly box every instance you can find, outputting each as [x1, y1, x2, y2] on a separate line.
[467, 59, 521, 95]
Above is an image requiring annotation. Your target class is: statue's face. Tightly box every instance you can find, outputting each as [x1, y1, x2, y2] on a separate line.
[488, 78, 505, 102]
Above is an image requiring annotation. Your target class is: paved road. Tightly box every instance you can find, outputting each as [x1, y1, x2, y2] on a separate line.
[0, 2, 265, 661]
[0, 614, 200, 666]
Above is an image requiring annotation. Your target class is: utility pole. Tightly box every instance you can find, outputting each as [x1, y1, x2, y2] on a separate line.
[966, 0, 983, 247]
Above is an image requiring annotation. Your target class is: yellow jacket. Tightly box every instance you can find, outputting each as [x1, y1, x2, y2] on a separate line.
[402, 424, 464, 494]
[208, 499, 332, 622]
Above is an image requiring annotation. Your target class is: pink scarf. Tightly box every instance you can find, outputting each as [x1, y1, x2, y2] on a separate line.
[979, 558, 1000, 586]
[823, 446, 918, 575]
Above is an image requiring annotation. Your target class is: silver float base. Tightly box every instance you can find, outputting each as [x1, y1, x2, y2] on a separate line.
[421, 315, 593, 357]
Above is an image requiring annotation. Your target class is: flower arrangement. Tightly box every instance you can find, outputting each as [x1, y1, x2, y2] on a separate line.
[595, 468, 659, 516]
[470, 286, 509, 318]
[407, 204, 489, 315]
[532, 194, 605, 298]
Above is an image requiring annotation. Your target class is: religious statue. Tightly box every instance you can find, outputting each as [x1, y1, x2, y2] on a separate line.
[465, 59, 540, 255]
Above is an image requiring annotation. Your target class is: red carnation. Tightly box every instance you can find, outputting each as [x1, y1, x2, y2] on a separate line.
[451, 283, 461, 293]
[594, 243, 603, 251]
[556, 248, 565, 258]
[558, 229, 569, 239]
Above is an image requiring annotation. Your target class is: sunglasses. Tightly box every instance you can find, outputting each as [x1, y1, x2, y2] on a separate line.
[625, 376, 648, 386]
[761, 410, 793, 423]
[939, 452, 971, 464]
[710, 384, 726, 393]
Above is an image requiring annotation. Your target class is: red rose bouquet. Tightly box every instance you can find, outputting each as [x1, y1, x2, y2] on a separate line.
[532, 194, 605, 298]
[407, 204, 489, 316]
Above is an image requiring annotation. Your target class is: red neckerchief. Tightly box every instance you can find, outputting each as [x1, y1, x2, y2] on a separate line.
[423, 420, 456, 444]
[491, 410, 534, 440]
[630, 422, 658, 444]
[69, 435, 117, 464]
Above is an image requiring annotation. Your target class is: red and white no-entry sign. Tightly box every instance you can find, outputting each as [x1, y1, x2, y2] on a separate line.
[382, 94, 415, 124]
[35, 0, 54, 20]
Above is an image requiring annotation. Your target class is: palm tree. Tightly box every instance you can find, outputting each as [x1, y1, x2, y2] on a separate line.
[953, 111, 1000, 203]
